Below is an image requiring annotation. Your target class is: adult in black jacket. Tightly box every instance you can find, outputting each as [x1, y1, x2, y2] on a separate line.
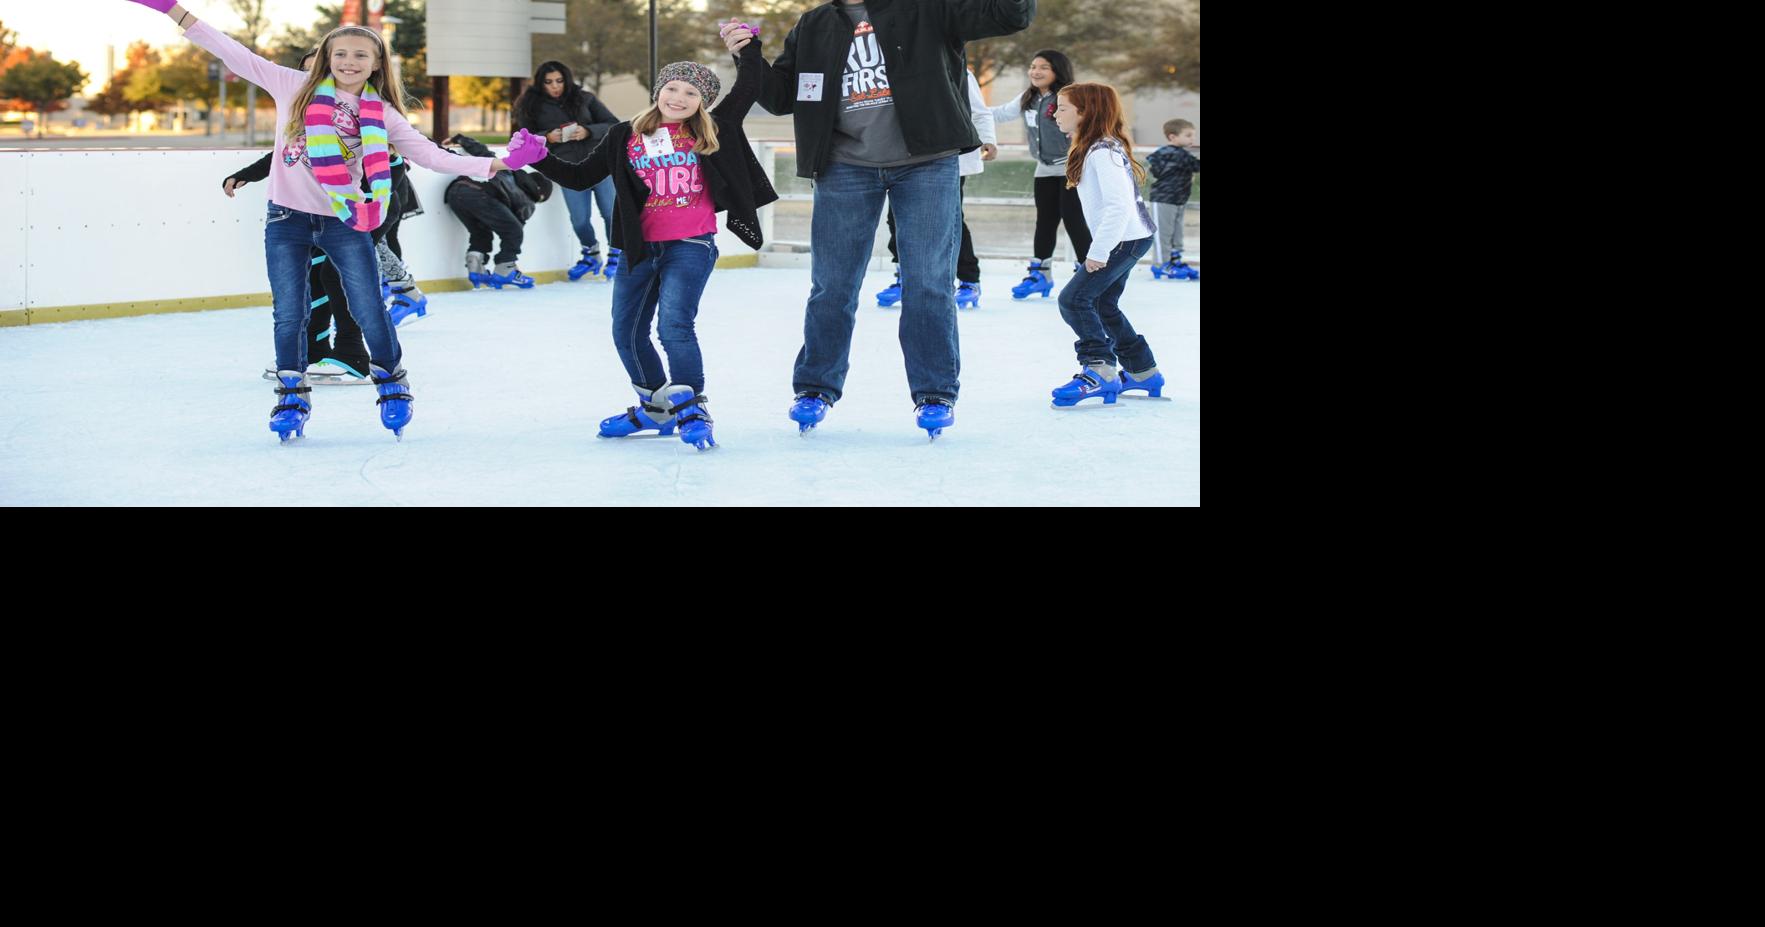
[527, 40, 778, 449]
[444, 135, 556, 287]
[740, 0, 1035, 435]
[513, 61, 621, 279]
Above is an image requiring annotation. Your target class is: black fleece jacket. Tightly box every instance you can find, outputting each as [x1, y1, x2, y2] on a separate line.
[754, 0, 1036, 179]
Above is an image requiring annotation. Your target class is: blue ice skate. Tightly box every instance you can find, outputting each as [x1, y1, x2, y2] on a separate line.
[877, 270, 903, 308]
[485, 262, 534, 290]
[915, 398, 954, 440]
[1051, 367, 1121, 408]
[790, 392, 831, 435]
[388, 285, 427, 326]
[569, 247, 604, 281]
[599, 386, 678, 438]
[1011, 260, 1052, 300]
[371, 364, 414, 440]
[662, 385, 716, 451]
[269, 370, 312, 442]
[1119, 368, 1168, 399]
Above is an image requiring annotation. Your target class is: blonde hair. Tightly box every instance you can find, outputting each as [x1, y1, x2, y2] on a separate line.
[283, 26, 411, 141]
[630, 99, 721, 157]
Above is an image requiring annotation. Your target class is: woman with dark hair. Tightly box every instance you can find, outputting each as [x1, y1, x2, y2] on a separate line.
[989, 49, 1091, 300]
[514, 61, 621, 279]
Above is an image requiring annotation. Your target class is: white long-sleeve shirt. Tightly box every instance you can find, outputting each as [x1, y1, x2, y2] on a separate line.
[959, 71, 994, 177]
[1074, 140, 1157, 264]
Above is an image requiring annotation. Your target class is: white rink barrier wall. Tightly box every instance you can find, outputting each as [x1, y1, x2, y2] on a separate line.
[0, 144, 776, 326]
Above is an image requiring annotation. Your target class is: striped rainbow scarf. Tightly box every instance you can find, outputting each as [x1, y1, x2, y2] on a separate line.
[305, 77, 391, 231]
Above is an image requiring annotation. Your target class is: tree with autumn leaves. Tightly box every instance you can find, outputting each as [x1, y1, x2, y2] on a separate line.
[0, 20, 90, 138]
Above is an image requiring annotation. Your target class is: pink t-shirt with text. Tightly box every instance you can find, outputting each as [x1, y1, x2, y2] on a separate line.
[626, 123, 718, 242]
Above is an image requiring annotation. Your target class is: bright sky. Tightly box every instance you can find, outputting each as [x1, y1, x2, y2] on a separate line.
[6, 1, 329, 91]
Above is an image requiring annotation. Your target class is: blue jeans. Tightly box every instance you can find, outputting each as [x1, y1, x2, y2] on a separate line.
[609, 234, 718, 393]
[562, 177, 616, 250]
[795, 156, 962, 404]
[265, 203, 400, 373]
[1057, 236, 1157, 370]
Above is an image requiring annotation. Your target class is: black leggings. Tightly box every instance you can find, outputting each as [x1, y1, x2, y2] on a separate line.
[1033, 174, 1090, 262]
[306, 250, 371, 371]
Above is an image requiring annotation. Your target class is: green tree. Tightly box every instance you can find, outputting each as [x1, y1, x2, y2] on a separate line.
[1117, 0, 1200, 93]
[124, 61, 171, 110]
[963, 0, 1144, 96]
[532, 0, 650, 96]
[0, 52, 89, 137]
[228, 0, 273, 51]
[451, 75, 509, 131]
[86, 70, 137, 119]
[160, 44, 221, 127]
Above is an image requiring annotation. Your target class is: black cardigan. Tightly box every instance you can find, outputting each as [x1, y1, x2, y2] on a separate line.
[529, 40, 778, 270]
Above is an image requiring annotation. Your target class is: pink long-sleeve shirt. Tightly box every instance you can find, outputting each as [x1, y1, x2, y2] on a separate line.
[183, 20, 495, 217]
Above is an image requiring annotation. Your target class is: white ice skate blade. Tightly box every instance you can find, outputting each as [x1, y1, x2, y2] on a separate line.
[1117, 394, 1173, 402]
[262, 369, 371, 385]
[1050, 400, 1126, 411]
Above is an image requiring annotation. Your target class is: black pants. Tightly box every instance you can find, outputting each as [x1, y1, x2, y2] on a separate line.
[1033, 175, 1090, 262]
[379, 206, 402, 258]
[307, 249, 371, 372]
[885, 176, 980, 284]
[446, 184, 523, 264]
[385, 162, 413, 258]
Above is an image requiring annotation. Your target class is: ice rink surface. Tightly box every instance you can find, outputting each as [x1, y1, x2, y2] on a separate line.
[1, 260, 1198, 506]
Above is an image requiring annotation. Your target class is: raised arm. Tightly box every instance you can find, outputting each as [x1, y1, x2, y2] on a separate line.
[716, 34, 766, 122]
[750, 21, 802, 116]
[158, 7, 305, 99]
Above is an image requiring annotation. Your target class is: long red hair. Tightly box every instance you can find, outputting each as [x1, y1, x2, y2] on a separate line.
[1059, 83, 1147, 189]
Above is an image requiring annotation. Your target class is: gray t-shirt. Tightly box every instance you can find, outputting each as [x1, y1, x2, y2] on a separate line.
[829, 4, 957, 168]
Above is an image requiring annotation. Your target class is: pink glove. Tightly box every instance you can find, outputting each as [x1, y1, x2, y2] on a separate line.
[126, 0, 179, 12]
[502, 129, 549, 170]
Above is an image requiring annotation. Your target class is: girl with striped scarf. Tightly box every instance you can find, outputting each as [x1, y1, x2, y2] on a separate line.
[125, 1, 549, 441]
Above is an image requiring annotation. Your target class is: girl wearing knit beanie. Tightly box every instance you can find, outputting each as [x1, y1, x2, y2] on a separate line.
[527, 24, 778, 452]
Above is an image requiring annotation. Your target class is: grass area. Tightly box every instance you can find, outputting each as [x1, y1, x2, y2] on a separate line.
[770, 153, 1197, 202]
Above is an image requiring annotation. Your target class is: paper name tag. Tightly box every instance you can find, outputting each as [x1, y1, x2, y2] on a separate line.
[642, 129, 676, 158]
[1024, 109, 1038, 127]
[797, 73, 824, 102]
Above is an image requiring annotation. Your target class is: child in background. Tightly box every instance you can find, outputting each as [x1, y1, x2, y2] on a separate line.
[1147, 118, 1200, 280]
